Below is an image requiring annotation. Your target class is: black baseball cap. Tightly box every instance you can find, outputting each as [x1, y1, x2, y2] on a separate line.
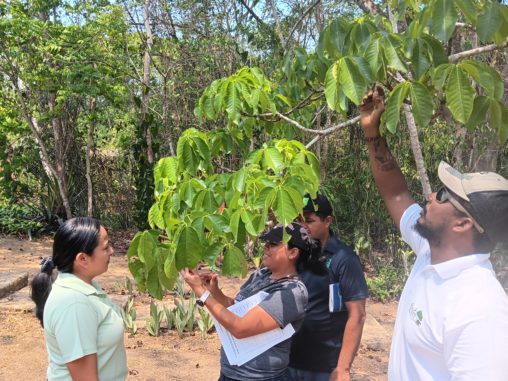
[303, 193, 333, 217]
[259, 223, 313, 251]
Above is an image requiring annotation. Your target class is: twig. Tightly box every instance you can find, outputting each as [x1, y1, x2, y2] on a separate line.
[305, 116, 361, 148]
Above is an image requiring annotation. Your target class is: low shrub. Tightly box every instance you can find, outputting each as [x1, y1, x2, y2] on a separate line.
[367, 263, 406, 303]
[0, 203, 44, 236]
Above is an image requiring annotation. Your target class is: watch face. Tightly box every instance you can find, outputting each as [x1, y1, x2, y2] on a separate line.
[196, 299, 204, 307]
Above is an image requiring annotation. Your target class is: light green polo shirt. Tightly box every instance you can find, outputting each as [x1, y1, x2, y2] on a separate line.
[43, 272, 127, 381]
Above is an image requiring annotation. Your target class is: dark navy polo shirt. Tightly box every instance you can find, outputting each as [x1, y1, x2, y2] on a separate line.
[289, 234, 369, 372]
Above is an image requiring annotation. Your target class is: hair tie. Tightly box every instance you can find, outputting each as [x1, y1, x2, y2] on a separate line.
[40, 257, 55, 273]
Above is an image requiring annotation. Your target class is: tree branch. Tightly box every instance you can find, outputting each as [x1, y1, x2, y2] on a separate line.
[448, 39, 508, 63]
[236, 0, 267, 29]
[305, 116, 361, 148]
[284, 0, 322, 53]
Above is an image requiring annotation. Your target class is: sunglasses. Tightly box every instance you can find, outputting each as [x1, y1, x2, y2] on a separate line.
[435, 187, 484, 233]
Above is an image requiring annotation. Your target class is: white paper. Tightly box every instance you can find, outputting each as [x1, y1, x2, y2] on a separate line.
[213, 291, 295, 366]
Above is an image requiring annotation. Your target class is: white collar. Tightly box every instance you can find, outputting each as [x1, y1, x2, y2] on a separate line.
[424, 253, 490, 279]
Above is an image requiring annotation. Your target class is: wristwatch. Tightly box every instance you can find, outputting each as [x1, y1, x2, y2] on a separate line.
[196, 290, 210, 307]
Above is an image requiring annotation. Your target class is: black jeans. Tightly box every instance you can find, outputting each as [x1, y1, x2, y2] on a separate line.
[218, 369, 293, 381]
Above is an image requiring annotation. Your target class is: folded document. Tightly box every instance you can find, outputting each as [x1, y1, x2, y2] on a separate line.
[213, 291, 295, 366]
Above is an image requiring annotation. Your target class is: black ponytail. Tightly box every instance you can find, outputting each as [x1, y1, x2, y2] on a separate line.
[30, 217, 101, 327]
[291, 239, 327, 276]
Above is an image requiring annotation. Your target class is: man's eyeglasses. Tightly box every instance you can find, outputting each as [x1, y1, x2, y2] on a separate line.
[435, 186, 484, 233]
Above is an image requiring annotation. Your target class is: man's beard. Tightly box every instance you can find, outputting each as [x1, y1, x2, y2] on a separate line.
[413, 220, 444, 247]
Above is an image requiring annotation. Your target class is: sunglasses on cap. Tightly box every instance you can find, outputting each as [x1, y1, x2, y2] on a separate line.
[435, 186, 484, 233]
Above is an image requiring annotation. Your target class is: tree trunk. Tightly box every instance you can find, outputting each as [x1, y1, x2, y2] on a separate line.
[85, 98, 97, 217]
[143, 0, 154, 164]
[47, 93, 73, 219]
[163, 75, 176, 156]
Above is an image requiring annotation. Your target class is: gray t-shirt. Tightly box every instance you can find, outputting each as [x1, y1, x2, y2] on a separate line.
[220, 267, 308, 380]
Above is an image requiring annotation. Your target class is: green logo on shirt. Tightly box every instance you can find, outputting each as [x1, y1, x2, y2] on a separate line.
[409, 303, 423, 326]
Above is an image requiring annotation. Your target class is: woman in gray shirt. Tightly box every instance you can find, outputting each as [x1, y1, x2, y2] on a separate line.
[181, 222, 326, 381]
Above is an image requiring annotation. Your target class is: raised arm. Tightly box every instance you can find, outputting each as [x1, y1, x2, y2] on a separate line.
[181, 268, 279, 339]
[359, 88, 414, 228]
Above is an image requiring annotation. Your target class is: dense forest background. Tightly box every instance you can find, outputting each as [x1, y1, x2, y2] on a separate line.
[1, 0, 507, 298]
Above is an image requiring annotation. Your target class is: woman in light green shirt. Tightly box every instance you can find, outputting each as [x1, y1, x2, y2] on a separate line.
[31, 217, 127, 381]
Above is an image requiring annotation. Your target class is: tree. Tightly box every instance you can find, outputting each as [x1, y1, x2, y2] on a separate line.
[128, 0, 508, 298]
[0, 1, 130, 217]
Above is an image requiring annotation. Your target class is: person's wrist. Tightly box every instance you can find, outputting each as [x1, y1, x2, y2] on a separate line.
[194, 286, 206, 297]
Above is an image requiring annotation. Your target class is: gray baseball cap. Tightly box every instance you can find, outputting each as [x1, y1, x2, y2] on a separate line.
[438, 161, 508, 244]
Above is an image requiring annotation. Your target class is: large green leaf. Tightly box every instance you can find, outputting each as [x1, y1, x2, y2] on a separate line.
[317, 17, 349, 60]
[493, 5, 508, 45]
[222, 245, 248, 277]
[406, 38, 431, 80]
[489, 100, 508, 143]
[272, 188, 300, 226]
[225, 81, 241, 125]
[229, 209, 242, 242]
[175, 226, 202, 270]
[285, 186, 305, 214]
[421, 35, 448, 66]
[162, 248, 178, 290]
[145, 266, 163, 300]
[179, 180, 195, 207]
[431, 0, 458, 43]
[194, 189, 218, 213]
[409, 82, 434, 127]
[138, 231, 157, 273]
[241, 210, 258, 236]
[454, 0, 477, 24]
[364, 37, 386, 81]
[232, 167, 248, 192]
[205, 214, 230, 234]
[350, 22, 373, 54]
[203, 242, 225, 268]
[155, 157, 178, 185]
[262, 147, 284, 172]
[459, 60, 504, 101]
[193, 137, 210, 164]
[337, 57, 371, 105]
[465, 96, 489, 130]
[324, 61, 342, 112]
[432, 63, 452, 90]
[445, 66, 475, 124]
[381, 82, 410, 134]
[127, 233, 145, 290]
[381, 35, 407, 72]
[177, 139, 198, 174]
[148, 203, 164, 229]
[476, 1, 503, 43]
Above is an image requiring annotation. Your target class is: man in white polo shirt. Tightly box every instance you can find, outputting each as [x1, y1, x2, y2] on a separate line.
[359, 88, 508, 381]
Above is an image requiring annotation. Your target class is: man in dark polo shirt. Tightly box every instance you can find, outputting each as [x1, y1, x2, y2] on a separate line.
[289, 193, 369, 381]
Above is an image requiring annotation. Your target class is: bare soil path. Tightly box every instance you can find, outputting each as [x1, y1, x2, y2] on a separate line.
[0, 235, 396, 381]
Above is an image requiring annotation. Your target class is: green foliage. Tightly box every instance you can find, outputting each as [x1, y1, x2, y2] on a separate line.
[366, 262, 406, 302]
[0, 203, 44, 236]
[145, 300, 164, 337]
[197, 307, 214, 339]
[122, 296, 138, 336]
[128, 128, 321, 297]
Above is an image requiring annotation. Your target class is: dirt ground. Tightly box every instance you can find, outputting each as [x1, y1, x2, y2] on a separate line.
[0, 235, 397, 381]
